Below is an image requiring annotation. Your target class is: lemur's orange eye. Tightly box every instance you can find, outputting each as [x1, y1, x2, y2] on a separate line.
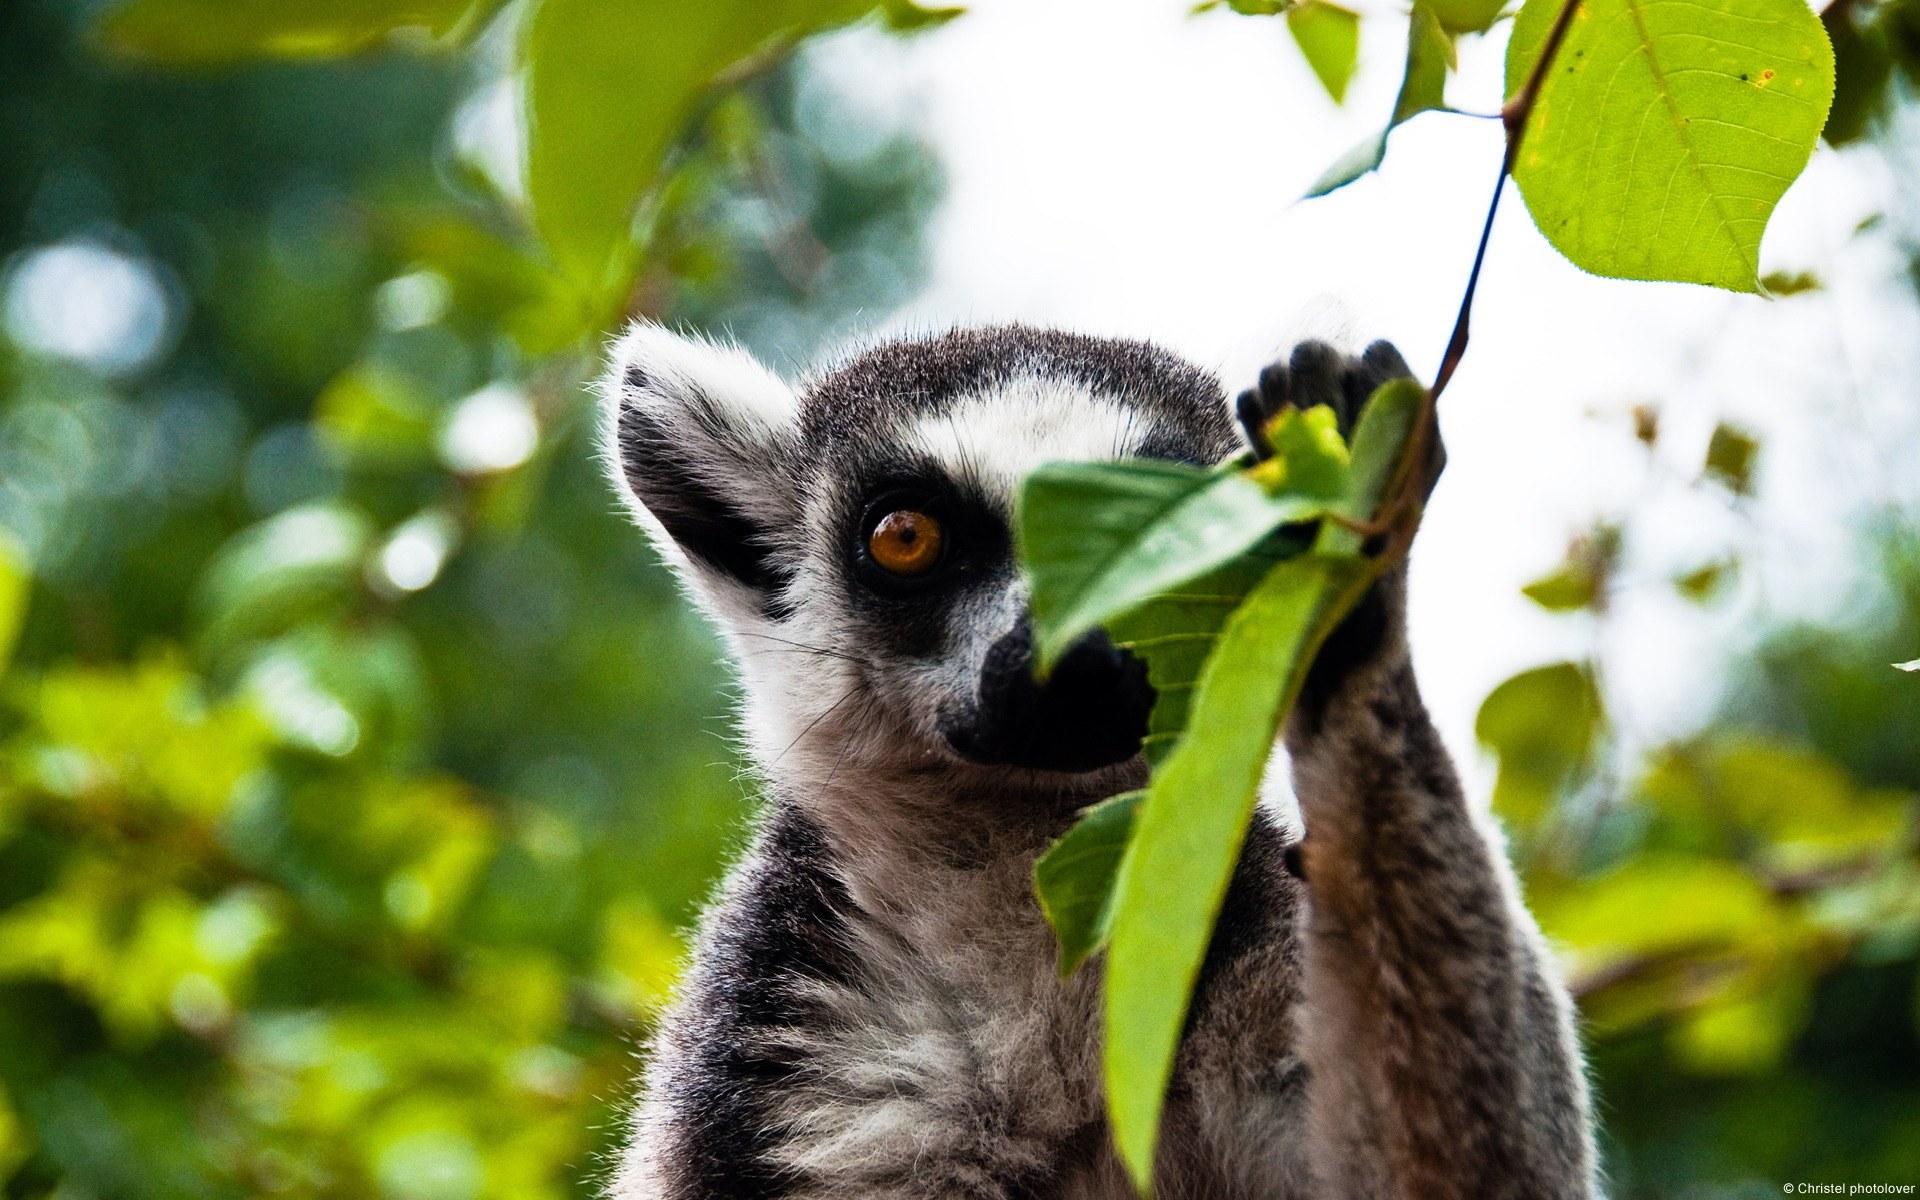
[867, 510, 944, 577]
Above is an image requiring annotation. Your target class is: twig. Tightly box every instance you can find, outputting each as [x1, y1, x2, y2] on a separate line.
[1349, 0, 1587, 547]
[1430, 0, 1584, 404]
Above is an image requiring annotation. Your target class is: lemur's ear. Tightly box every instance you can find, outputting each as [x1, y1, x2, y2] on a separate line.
[600, 323, 799, 616]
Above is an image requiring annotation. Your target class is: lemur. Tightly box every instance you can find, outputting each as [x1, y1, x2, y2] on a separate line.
[599, 323, 1597, 1200]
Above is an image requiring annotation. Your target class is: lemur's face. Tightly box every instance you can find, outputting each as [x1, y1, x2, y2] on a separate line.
[603, 325, 1240, 800]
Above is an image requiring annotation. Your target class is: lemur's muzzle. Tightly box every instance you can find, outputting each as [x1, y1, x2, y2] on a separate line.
[942, 616, 1153, 773]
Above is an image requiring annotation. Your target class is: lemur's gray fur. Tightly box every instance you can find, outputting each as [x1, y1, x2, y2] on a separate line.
[598, 323, 1596, 1199]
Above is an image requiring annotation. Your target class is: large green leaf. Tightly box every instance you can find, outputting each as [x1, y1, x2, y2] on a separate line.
[1110, 541, 1308, 767]
[95, 0, 493, 62]
[1103, 553, 1368, 1190]
[521, 0, 873, 307]
[1018, 378, 1425, 1187]
[1020, 406, 1349, 672]
[1306, 1, 1453, 196]
[1028, 379, 1422, 959]
[1505, 0, 1835, 291]
[1032, 790, 1142, 977]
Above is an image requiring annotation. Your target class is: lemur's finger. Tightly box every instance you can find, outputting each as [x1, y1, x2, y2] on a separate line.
[1286, 341, 1346, 416]
[1337, 364, 1375, 430]
[1256, 361, 1290, 411]
[1236, 389, 1271, 459]
[1359, 339, 1413, 382]
[1337, 340, 1413, 434]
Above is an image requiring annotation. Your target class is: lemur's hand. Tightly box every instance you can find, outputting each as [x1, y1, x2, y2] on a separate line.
[1234, 338, 1441, 494]
[1235, 340, 1445, 731]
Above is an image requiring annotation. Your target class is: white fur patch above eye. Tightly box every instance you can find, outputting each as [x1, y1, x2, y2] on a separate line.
[900, 377, 1147, 502]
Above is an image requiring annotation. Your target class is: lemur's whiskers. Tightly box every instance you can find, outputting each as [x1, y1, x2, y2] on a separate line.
[821, 725, 857, 791]
[769, 684, 861, 768]
[738, 632, 873, 667]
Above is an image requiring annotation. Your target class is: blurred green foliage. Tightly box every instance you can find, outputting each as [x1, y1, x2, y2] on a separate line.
[1489, 509, 1920, 1192]
[0, 0, 935, 1194]
[0, 0, 1916, 1197]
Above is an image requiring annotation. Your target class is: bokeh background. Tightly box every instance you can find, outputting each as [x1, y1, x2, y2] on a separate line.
[0, 0, 1916, 1197]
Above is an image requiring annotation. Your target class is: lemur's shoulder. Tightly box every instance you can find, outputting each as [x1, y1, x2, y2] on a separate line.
[628, 805, 857, 1199]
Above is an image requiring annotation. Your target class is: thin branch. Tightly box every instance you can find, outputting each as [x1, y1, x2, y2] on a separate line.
[1430, 0, 1584, 405]
[1429, 154, 1513, 403]
[1343, 0, 1587, 552]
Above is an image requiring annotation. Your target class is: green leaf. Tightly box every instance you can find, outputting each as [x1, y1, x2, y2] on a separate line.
[380, 214, 583, 353]
[1704, 422, 1760, 494]
[1331, 378, 1427, 532]
[1540, 854, 1775, 957]
[1306, 1, 1454, 196]
[1505, 0, 1836, 292]
[1758, 269, 1822, 296]
[1020, 408, 1349, 672]
[0, 531, 27, 676]
[1287, 1, 1362, 104]
[1249, 404, 1351, 499]
[1428, 0, 1507, 35]
[1104, 553, 1368, 1191]
[522, 0, 876, 306]
[879, 0, 966, 28]
[1475, 661, 1602, 832]
[1193, 0, 1291, 13]
[1521, 527, 1619, 612]
[1675, 560, 1735, 602]
[95, 0, 493, 63]
[1522, 565, 1596, 611]
[1109, 541, 1311, 767]
[1033, 791, 1143, 976]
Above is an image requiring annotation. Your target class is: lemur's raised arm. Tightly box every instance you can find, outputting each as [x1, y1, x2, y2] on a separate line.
[1243, 343, 1596, 1199]
[599, 323, 1596, 1200]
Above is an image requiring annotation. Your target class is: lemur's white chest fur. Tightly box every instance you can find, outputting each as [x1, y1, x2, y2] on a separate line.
[601, 324, 1596, 1200]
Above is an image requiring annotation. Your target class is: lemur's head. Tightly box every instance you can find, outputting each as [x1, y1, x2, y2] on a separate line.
[603, 324, 1239, 805]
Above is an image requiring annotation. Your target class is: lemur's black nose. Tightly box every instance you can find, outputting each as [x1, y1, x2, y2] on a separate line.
[943, 616, 1153, 773]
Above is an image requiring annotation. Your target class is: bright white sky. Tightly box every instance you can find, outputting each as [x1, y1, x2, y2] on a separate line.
[806, 0, 1920, 778]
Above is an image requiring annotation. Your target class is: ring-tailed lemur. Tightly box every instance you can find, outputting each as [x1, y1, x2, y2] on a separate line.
[600, 323, 1596, 1200]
